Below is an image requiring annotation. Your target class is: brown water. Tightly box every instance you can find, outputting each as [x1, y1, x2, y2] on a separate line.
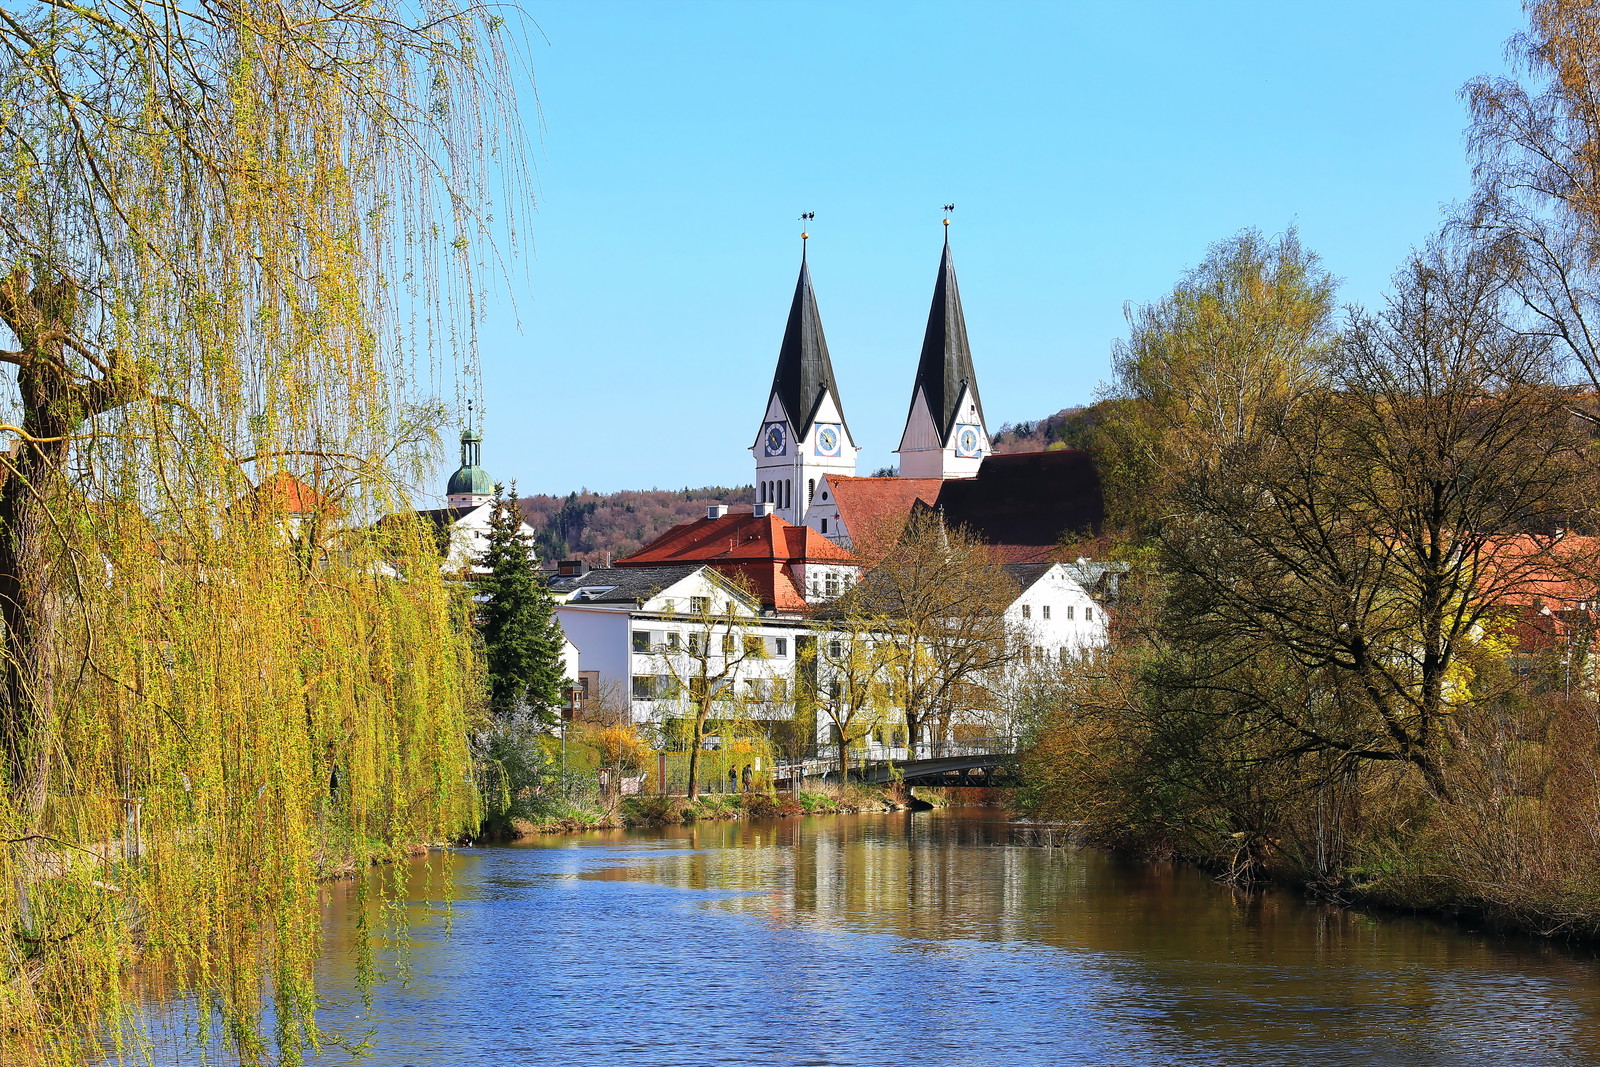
[157, 808, 1600, 1065]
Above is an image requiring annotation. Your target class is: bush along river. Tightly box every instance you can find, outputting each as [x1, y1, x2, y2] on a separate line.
[137, 808, 1600, 1066]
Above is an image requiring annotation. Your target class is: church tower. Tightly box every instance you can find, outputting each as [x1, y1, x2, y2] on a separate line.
[751, 236, 859, 525]
[446, 426, 494, 508]
[896, 221, 989, 480]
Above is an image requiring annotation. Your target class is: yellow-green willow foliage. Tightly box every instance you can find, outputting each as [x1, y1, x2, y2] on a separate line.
[0, 0, 528, 1062]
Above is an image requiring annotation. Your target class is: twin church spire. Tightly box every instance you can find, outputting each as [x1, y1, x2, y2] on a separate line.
[751, 226, 990, 525]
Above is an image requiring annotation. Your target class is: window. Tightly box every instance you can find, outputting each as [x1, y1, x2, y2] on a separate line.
[1059, 647, 1070, 667]
[1065, 605, 1075, 620]
[825, 573, 839, 598]
[821, 518, 829, 534]
[722, 634, 736, 655]
[662, 598, 676, 614]
[808, 477, 816, 502]
[1085, 607, 1094, 621]
[1042, 605, 1051, 620]
[828, 639, 844, 659]
[632, 675, 669, 701]
[786, 479, 792, 509]
[632, 631, 654, 653]
[666, 632, 681, 651]
[773, 637, 788, 657]
[687, 633, 703, 655]
[690, 596, 710, 615]
[743, 635, 765, 656]
[1022, 604, 1031, 620]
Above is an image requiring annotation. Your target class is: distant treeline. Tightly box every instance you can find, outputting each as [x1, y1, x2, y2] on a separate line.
[518, 486, 751, 565]
[989, 406, 1101, 454]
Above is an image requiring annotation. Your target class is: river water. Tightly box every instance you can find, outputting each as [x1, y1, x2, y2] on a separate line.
[152, 808, 1600, 1065]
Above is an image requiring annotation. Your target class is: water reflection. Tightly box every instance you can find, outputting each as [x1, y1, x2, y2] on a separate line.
[148, 809, 1600, 1065]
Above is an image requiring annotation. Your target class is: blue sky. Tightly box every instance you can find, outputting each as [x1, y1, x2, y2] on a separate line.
[455, 1, 1522, 499]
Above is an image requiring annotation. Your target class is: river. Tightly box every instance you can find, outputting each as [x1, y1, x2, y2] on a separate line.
[145, 807, 1600, 1065]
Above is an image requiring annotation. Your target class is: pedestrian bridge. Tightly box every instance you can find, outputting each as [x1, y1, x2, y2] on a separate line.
[776, 737, 1019, 789]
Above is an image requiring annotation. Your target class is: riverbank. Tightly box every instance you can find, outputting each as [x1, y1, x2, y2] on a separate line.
[496, 782, 907, 837]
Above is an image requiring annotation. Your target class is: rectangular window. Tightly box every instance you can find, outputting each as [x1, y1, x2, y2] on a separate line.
[662, 598, 677, 614]
[722, 634, 736, 655]
[666, 632, 681, 651]
[690, 596, 710, 615]
[687, 633, 703, 655]
[743, 635, 765, 656]
[772, 637, 788, 657]
[632, 675, 662, 701]
[632, 631, 654, 653]
[821, 517, 829, 533]
[1065, 605, 1075, 620]
[828, 639, 844, 659]
[1042, 605, 1051, 620]
[1022, 604, 1031, 619]
[825, 574, 839, 598]
[1086, 607, 1094, 622]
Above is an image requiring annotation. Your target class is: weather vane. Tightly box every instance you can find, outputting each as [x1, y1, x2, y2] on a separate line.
[943, 203, 955, 228]
[799, 211, 814, 240]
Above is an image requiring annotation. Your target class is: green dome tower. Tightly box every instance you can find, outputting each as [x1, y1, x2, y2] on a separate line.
[446, 428, 495, 507]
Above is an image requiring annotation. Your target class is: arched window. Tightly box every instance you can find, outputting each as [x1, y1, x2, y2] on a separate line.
[785, 479, 792, 509]
[808, 478, 816, 502]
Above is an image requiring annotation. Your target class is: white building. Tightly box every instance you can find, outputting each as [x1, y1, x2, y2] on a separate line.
[552, 563, 816, 728]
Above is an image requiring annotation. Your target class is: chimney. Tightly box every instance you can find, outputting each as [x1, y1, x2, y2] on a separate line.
[557, 559, 590, 578]
[753, 502, 774, 518]
[707, 505, 729, 520]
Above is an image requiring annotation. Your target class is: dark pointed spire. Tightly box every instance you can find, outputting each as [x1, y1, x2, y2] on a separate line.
[911, 233, 984, 442]
[771, 249, 849, 440]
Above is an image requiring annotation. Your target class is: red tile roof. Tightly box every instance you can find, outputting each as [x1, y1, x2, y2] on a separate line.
[249, 472, 333, 516]
[1475, 533, 1600, 653]
[614, 510, 854, 611]
[826, 476, 942, 552]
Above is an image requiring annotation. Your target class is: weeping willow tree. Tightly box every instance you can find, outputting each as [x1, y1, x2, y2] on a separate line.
[0, 1, 528, 1062]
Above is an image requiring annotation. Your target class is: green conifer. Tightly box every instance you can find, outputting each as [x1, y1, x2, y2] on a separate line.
[475, 483, 569, 721]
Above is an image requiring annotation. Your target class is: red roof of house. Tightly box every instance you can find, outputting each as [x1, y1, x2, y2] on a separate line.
[614, 510, 854, 611]
[826, 476, 942, 551]
[1478, 533, 1600, 607]
[1475, 533, 1600, 653]
[250, 472, 333, 515]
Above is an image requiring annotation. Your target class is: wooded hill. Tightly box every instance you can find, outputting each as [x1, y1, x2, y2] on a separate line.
[518, 486, 751, 565]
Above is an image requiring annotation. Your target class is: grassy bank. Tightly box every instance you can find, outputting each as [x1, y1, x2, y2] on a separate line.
[495, 783, 904, 837]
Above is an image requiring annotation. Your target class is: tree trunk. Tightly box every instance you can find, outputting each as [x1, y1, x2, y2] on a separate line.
[836, 734, 849, 783]
[685, 701, 711, 802]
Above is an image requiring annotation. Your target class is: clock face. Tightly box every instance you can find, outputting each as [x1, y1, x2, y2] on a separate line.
[815, 424, 841, 457]
[955, 425, 982, 457]
[763, 423, 787, 457]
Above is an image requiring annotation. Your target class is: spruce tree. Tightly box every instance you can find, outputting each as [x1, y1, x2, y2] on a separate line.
[475, 483, 569, 722]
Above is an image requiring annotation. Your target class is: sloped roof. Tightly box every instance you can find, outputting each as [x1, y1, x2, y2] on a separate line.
[907, 236, 985, 443]
[934, 449, 1105, 563]
[614, 510, 854, 612]
[249, 472, 333, 515]
[1477, 533, 1600, 608]
[769, 254, 849, 441]
[621, 510, 854, 566]
[826, 476, 943, 548]
[1001, 562, 1056, 594]
[413, 504, 481, 528]
[550, 564, 706, 605]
